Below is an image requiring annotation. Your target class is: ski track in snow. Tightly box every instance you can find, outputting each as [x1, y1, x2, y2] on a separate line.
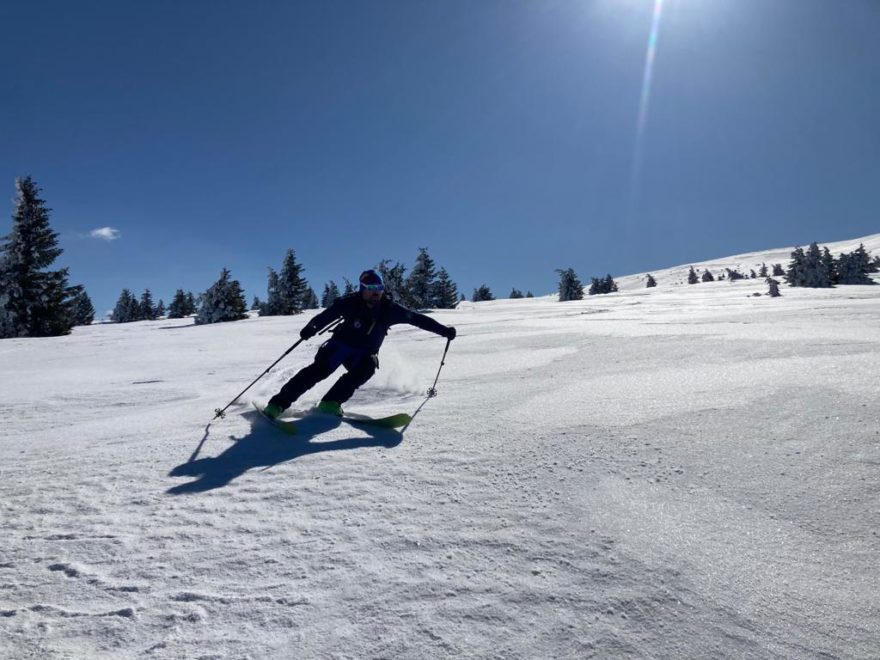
[2, 242, 880, 658]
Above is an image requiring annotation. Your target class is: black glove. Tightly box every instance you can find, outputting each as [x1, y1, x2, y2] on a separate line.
[300, 325, 316, 340]
[444, 326, 456, 340]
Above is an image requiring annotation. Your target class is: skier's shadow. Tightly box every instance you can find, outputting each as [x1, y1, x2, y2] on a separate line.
[167, 412, 403, 495]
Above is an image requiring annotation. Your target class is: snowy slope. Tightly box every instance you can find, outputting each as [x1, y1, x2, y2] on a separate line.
[615, 232, 880, 291]
[2, 237, 879, 659]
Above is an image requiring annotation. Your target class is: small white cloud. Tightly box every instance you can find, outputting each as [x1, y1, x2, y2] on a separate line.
[90, 227, 121, 241]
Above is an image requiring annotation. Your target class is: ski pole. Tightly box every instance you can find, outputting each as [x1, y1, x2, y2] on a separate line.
[426, 338, 452, 398]
[211, 317, 342, 420]
[212, 338, 305, 420]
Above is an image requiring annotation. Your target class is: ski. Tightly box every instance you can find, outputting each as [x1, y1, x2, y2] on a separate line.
[342, 412, 412, 429]
[288, 408, 412, 429]
[252, 401, 297, 434]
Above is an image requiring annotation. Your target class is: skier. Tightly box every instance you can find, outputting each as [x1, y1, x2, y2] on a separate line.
[262, 269, 456, 419]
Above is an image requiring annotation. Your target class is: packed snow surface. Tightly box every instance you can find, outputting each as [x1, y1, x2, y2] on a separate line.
[2, 238, 880, 658]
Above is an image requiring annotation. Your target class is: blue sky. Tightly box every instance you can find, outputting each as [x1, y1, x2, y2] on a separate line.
[2, 0, 878, 315]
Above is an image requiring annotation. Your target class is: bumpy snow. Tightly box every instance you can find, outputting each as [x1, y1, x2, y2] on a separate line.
[2, 239, 879, 658]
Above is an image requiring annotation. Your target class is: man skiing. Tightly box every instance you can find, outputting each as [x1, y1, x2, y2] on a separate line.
[262, 269, 456, 419]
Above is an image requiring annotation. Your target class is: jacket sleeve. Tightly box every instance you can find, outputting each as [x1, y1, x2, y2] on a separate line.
[389, 302, 448, 336]
[305, 297, 349, 333]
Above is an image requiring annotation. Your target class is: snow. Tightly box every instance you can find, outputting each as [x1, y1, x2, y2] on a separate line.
[2, 238, 880, 658]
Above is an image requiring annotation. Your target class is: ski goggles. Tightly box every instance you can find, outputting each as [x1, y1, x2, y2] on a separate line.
[361, 283, 384, 292]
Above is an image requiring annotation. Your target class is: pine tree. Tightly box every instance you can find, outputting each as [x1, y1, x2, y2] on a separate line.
[821, 247, 837, 284]
[509, 288, 524, 299]
[261, 268, 282, 315]
[251, 296, 262, 311]
[112, 289, 139, 323]
[304, 287, 319, 309]
[168, 289, 189, 318]
[196, 268, 248, 325]
[433, 268, 460, 309]
[155, 299, 166, 318]
[262, 249, 309, 315]
[185, 292, 197, 315]
[556, 268, 584, 301]
[750, 269, 757, 279]
[376, 260, 412, 306]
[687, 266, 699, 284]
[785, 247, 807, 287]
[0, 176, 79, 338]
[772, 263, 785, 277]
[758, 263, 768, 278]
[701, 270, 715, 282]
[646, 274, 657, 288]
[767, 278, 781, 297]
[588, 274, 617, 295]
[70, 288, 95, 326]
[405, 247, 437, 309]
[342, 278, 356, 296]
[471, 285, 495, 302]
[526, 291, 534, 298]
[801, 242, 831, 288]
[322, 281, 340, 307]
[139, 289, 157, 321]
[726, 268, 745, 281]
[836, 244, 875, 285]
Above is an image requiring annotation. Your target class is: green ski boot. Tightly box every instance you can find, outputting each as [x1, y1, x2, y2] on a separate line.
[263, 402, 283, 420]
[317, 401, 343, 417]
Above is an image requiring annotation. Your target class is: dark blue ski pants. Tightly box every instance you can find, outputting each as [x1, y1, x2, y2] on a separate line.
[268, 338, 377, 410]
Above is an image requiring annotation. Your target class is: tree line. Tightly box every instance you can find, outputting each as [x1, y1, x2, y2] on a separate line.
[3, 176, 877, 336]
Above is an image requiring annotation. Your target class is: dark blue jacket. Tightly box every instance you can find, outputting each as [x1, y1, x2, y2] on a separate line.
[304, 293, 448, 354]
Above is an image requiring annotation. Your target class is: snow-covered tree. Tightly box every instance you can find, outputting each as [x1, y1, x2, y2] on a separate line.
[836, 244, 875, 285]
[155, 299, 166, 318]
[556, 268, 584, 301]
[726, 268, 745, 281]
[772, 263, 785, 277]
[646, 274, 657, 288]
[509, 288, 524, 299]
[262, 249, 309, 315]
[196, 268, 248, 325]
[687, 266, 699, 284]
[588, 274, 618, 295]
[767, 278, 781, 297]
[789, 243, 832, 288]
[472, 285, 495, 302]
[701, 270, 715, 282]
[758, 263, 768, 278]
[322, 281, 340, 307]
[406, 247, 437, 309]
[750, 269, 757, 279]
[376, 260, 412, 306]
[784, 247, 807, 287]
[821, 247, 837, 285]
[433, 268, 460, 309]
[0, 177, 79, 338]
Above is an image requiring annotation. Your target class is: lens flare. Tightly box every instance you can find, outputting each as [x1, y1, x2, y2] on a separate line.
[627, 0, 664, 226]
